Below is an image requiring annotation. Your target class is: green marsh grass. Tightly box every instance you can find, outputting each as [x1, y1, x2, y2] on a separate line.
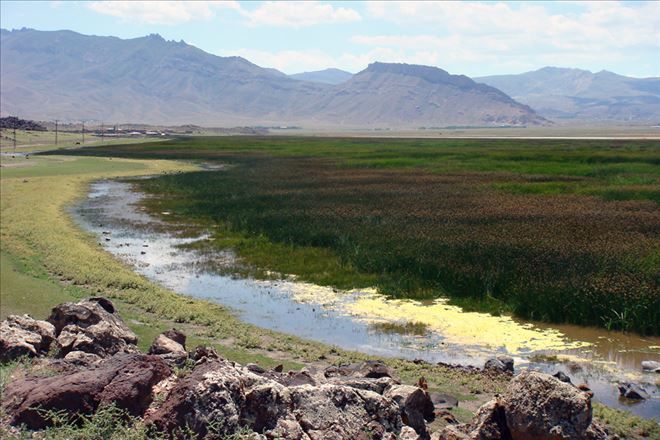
[52, 137, 660, 334]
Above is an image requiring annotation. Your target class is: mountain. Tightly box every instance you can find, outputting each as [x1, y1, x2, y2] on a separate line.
[1, 28, 546, 127]
[303, 63, 544, 126]
[290, 68, 353, 85]
[477, 67, 660, 122]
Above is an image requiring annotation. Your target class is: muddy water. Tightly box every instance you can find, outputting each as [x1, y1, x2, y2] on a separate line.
[73, 179, 659, 419]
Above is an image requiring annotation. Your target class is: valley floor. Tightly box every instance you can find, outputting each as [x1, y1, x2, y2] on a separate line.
[0, 151, 657, 438]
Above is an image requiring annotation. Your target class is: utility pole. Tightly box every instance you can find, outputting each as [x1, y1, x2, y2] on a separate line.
[101, 122, 104, 144]
[82, 121, 85, 144]
[55, 120, 58, 146]
[13, 126, 16, 154]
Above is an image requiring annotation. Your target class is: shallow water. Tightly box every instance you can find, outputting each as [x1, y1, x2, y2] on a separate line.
[73, 179, 659, 419]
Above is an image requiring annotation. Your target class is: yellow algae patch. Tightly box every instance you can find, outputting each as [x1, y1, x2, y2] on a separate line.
[343, 293, 590, 354]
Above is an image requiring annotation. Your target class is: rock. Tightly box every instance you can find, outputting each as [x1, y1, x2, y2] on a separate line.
[503, 371, 597, 440]
[147, 356, 406, 439]
[191, 345, 219, 362]
[399, 426, 420, 439]
[430, 392, 458, 409]
[161, 328, 186, 347]
[327, 376, 398, 395]
[324, 359, 396, 380]
[553, 371, 572, 384]
[484, 355, 514, 373]
[641, 360, 660, 373]
[384, 384, 435, 439]
[618, 382, 649, 400]
[247, 363, 266, 374]
[47, 298, 138, 358]
[148, 332, 187, 366]
[441, 371, 606, 440]
[2, 353, 170, 429]
[437, 398, 509, 440]
[63, 350, 103, 366]
[0, 315, 56, 361]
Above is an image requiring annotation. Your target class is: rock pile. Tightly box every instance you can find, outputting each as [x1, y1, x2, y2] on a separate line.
[0, 298, 608, 439]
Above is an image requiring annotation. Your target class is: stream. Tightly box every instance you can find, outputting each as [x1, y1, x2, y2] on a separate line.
[73, 179, 660, 420]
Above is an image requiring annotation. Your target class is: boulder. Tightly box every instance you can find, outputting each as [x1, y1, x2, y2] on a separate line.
[618, 382, 649, 400]
[553, 371, 572, 384]
[484, 355, 514, 373]
[0, 315, 56, 361]
[2, 353, 170, 429]
[438, 371, 605, 440]
[436, 398, 509, 440]
[324, 359, 396, 380]
[327, 376, 398, 395]
[147, 356, 406, 439]
[641, 360, 660, 373]
[503, 371, 600, 440]
[384, 384, 435, 439]
[47, 298, 138, 358]
[63, 350, 103, 366]
[148, 332, 187, 366]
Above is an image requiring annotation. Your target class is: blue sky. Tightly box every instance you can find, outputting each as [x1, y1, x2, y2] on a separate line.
[1, 1, 658, 77]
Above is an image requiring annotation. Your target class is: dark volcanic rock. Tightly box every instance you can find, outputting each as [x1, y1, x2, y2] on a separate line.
[0, 315, 56, 361]
[47, 298, 138, 358]
[2, 353, 170, 429]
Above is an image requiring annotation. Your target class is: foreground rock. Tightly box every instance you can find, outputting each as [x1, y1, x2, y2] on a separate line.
[147, 356, 406, 439]
[47, 297, 138, 358]
[438, 371, 605, 440]
[2, 353, 170, 429]
[0, 315, 55, 362]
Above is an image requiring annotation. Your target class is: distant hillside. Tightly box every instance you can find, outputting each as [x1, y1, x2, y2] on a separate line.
[306, 62, 545, 126]
[1, 28, 546, 127]
[477, 67, 660, 122]
[290, 68, 353, 85]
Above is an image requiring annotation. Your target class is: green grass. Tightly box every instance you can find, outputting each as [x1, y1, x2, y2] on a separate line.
[46, 137, 660, 334]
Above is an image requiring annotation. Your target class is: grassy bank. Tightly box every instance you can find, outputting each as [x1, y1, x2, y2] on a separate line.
[53, 137, 660, 334]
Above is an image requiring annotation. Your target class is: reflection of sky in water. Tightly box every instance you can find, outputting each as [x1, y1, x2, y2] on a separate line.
[73, 180, 660, 419]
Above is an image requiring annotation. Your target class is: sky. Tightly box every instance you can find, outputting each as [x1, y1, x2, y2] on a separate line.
[1, 1, 658, 78]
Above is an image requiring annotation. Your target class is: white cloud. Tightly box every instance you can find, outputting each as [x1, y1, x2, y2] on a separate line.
[242, 1, 361, 28]
[353, 1, 660, 76]
[87, 1, 240, 25]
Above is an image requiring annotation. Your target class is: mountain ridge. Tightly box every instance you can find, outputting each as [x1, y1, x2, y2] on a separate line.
[1, 28, 546, 127]
[476, 67, 660, 122]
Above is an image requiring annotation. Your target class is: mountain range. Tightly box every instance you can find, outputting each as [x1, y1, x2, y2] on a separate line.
[477, 67, 660, 122]
[0, 28, 544, 127]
